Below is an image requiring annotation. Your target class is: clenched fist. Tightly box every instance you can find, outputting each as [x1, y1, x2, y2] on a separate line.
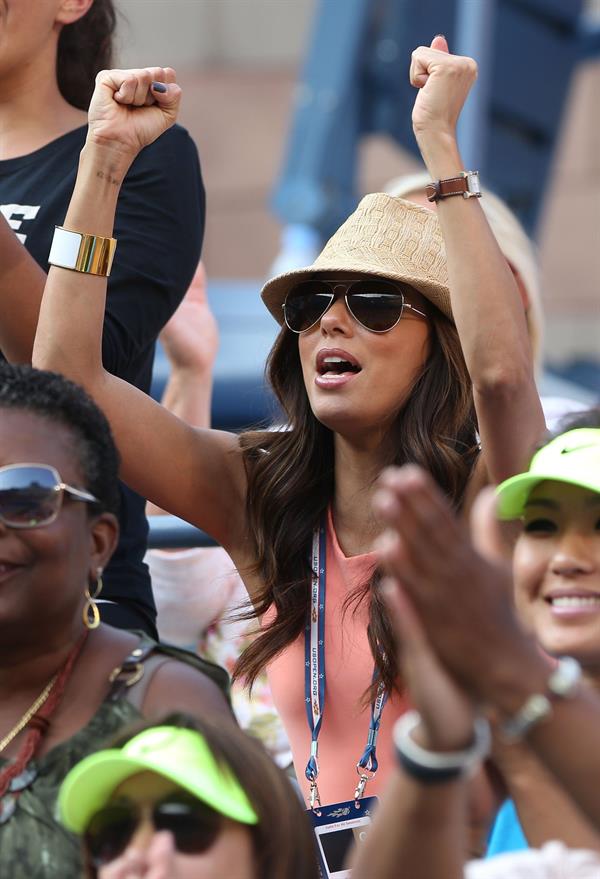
[87, 67, 182, 159]
[410, 36, 478, 141]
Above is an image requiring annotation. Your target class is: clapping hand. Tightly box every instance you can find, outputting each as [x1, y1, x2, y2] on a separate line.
[374, 465, 524, 703]
[378, 570, 476, 753]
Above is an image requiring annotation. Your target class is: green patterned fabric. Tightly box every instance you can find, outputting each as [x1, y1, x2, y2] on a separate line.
[0, 699, 140, 878]
[0, 635, 229, 878]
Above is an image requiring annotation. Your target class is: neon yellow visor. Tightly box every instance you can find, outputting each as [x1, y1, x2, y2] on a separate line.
[59, 726, 258, 834]
[497, 427, 600, 520]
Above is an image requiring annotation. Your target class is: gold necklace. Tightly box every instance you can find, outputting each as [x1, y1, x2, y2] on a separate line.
[0, 674, 58, 754]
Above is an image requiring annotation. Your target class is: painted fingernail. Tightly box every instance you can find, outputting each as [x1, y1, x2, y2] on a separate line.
[151, 81, 167, 93]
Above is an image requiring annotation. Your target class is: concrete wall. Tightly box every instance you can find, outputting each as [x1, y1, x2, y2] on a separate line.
[116, 0, 316, 68]
[537, 58, 600, 365]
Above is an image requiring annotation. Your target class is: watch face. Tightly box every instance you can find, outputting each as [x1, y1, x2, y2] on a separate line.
[466, 172, 481, 196]
[550, 656, 581, 696]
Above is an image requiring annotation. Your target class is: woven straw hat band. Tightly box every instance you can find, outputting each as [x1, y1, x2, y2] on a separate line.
[261, 194, 453, 324]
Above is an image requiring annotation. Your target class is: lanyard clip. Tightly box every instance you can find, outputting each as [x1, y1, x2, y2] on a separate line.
[309, 779, 322, 810]
[354, 763, 376, 802]
[354, 772, 369, 802]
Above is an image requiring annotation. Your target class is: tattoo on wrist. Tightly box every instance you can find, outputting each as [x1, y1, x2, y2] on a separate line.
[96, 170, 121, 186]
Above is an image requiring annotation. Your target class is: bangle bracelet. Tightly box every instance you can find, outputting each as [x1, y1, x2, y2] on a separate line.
[48, 226, 117, 277]
[393, 710, 491, 784]
[396, 750, 464, 785]
[501, 656, 582, 740]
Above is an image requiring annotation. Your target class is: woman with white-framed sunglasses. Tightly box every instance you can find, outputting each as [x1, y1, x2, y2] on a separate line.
[0, 364, 232, 879]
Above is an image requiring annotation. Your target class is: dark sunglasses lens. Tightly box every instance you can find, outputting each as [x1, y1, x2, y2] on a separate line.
[85, 805, 137, 867]
[347, 283, 404, 331]
[284, 283, 333, 332]
[0, 466, 59, 527]
[155, 796, 222, 854]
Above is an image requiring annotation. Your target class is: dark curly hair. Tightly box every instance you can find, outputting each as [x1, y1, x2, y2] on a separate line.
[57, 0, 117, 111]
[0, 363, 120, 515]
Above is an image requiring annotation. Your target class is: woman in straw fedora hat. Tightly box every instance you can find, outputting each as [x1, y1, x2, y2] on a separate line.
[33, 37, 544, 812]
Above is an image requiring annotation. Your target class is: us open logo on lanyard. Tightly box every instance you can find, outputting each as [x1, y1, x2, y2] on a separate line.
[309, 526, 323, 727]
[304, 519, 387, 878]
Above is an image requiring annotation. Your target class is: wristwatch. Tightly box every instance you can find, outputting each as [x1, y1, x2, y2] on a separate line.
[426, 170, 482, 203]
[501, 656, 582, 740]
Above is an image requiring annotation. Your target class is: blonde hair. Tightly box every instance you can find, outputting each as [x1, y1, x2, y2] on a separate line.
[385, 171, 544, 370]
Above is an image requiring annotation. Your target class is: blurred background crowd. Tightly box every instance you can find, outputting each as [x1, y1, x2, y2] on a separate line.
[111, 0, 600, 436]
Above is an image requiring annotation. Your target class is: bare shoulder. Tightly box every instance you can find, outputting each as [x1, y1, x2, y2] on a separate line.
[141, 656, 235, 726]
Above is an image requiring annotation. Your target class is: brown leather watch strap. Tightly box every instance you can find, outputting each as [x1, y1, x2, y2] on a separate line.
[426, 171, 482, 203]
[426, 175, 470, 203]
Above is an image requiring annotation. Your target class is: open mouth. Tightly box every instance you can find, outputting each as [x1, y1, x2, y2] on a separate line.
[319, 357, 361, 377]
[316, 350, 362, 378]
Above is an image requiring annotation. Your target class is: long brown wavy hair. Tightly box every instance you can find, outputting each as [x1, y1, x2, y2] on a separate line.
[236, 301, 479, 699]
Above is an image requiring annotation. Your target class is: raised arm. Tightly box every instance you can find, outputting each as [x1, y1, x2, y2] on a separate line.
[0, 120, 203, 371]
[32, 68, 247, 552]
[146, 261, 219, 518]
[411, 37, 545, 482]
[157, 261, 217, 431]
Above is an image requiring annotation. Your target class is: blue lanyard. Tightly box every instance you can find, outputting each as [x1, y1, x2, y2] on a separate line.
[304, 519, 388, 808]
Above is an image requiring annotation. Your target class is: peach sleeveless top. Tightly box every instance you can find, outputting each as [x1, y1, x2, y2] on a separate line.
[266, 509, 409, 806]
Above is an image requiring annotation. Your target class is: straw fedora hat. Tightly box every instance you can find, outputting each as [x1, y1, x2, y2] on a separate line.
[261, 193, 452, 324]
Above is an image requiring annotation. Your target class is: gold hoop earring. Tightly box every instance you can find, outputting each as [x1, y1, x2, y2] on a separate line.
[83, 569, 103, 630]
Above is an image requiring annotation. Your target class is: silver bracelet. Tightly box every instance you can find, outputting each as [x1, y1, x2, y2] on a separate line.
[501, 656, 582, 740]
[393, 710, 491, 775]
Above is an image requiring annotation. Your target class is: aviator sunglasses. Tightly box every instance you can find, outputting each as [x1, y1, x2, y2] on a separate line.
[0, 463, 99, 529]
[282, 279, 428, 334]
[84, 792, 223, 867]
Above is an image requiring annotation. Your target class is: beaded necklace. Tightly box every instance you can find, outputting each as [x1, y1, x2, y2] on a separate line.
[0, 675, 58, 754]
[0, 630, 89, 799]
